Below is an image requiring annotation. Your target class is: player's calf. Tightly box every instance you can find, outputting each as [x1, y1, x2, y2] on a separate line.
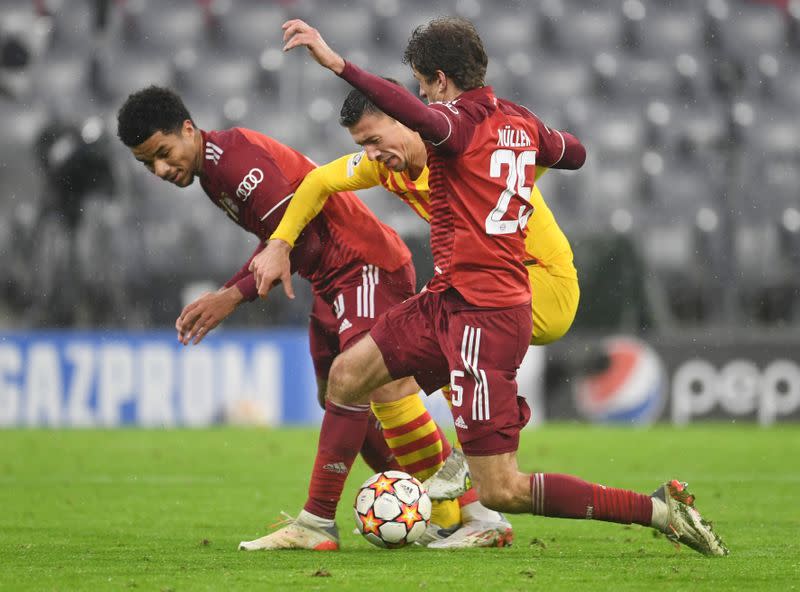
[466, 452, 535, 513]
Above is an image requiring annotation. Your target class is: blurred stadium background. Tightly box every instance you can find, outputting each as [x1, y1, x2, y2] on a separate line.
[0, 0, 798, 428]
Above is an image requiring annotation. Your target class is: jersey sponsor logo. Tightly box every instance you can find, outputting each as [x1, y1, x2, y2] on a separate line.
[205, 141, 223, 164]
[454, 415, 468, 429]
[497, 125, 532, 148]
[236, 168, 264, 201]
[338, 318, 352, 334]
[347, 151, 365, 177]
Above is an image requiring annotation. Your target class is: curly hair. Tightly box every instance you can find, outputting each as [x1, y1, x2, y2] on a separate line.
[338, 78, 406, 127]
[117, 85, 193, 147]
[402, 17, 487, 91]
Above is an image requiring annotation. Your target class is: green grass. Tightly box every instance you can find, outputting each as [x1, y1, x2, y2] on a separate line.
[1, 425, 798, 591]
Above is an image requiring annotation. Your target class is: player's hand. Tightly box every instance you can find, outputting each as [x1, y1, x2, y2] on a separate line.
[249, 239, 295, 300]
[282, 19, 345, 74]
[175, 287, 242, 345]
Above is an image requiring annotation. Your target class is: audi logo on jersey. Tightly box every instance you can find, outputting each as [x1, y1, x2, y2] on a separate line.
[236, 168, 264, 200]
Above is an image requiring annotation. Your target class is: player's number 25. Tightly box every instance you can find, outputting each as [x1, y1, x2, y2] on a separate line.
[486, 149, 536, 235]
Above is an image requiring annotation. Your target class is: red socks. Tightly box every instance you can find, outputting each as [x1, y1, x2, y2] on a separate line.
[359, 411, 402, 473]
[531, 473, 652, 526]
[303, 400, 370, 519]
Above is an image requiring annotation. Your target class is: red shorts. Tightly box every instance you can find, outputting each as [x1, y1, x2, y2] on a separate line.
[370, 288, 532, 456]
[309, 262, 416, 379]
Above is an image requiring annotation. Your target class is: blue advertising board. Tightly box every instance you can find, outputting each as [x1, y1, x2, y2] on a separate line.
[0, 330, 322, 427]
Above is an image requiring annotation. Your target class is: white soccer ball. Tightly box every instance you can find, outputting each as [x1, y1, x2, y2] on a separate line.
[353, 470, 431, 548]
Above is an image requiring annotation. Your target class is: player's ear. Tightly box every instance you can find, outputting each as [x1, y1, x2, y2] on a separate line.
[435, 70, 450, 95]
[182, 119, 195, 137]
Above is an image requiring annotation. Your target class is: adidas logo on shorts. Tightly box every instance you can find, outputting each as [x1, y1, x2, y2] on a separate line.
[454, 415, 468, 430]
[338, 318, 352, 334]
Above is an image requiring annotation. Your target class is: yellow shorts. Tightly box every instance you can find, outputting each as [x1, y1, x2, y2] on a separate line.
[528, 264, 580, 346]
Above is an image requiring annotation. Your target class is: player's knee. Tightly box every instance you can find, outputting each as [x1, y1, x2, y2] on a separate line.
[327, 355, 359, 405]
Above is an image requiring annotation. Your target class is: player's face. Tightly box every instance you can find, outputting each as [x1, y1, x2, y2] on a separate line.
[348, 112, 409, 172]
[412, 68, 443, 104]
[131, 120, 199, 187]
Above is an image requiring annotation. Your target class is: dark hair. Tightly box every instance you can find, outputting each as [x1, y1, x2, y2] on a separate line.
[116, 85, 193, 147]
[402, 17, 487, 91]
[339, 77, 404, 128]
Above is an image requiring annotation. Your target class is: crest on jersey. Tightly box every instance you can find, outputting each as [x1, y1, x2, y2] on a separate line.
[219, 192, 239, 221]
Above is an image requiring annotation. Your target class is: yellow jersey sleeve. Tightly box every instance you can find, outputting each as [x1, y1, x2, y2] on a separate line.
[270, 151, 385, 246]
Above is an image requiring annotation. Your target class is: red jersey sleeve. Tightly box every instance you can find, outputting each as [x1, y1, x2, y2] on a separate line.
[530, 116, 586, 169]
[425, 101, 481, 155]
[223, 242, 264, 302]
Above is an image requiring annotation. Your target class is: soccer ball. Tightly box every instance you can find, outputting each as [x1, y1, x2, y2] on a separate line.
[353, 470, 432, 548]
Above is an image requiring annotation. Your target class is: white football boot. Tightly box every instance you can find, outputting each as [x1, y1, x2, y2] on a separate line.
[422, 449, 471, 500]
[652, 480, 729, 556]
[427, 516, 514, 549]
[415, 522, 460, 547]
[238, 511, 339, 551]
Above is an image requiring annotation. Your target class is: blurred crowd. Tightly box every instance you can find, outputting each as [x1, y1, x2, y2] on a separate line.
[0, 0, 798, 333]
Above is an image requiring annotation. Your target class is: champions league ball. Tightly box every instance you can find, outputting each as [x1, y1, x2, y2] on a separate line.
[573, 335, 667, 424]
[353, 471, 431, 548]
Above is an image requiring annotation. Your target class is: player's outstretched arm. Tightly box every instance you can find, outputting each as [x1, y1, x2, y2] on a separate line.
[282, 19, 450, 144]
[175, 286, 243, 345]
[282, 19, 345, 74]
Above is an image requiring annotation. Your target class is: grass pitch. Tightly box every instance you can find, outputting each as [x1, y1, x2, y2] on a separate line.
[1, 425, 798, 591]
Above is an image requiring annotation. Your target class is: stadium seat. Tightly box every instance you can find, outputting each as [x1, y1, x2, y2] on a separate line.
[174, 48, 259, 103]
[628, 4, 705, 59]
[538, 0, 623, 57]
[575, 102, 646, 161]
[741, 105, 800, 164]
[596, 55, 681, 101]
[112, 0, 205, 52]
[374, 8, 455, 52]
[573, 154, 644, 226]
[639, 158, 730, 325]
[0, 98, 47, 205]
[518, 55, 592, 113]
[772, 62, 800, 108]
[716, 1, 788, 60]
[29, 52, 91, 104]
[669, 100, 730, 160]
[207, 1, 287, 53]
[475, 10, 537, 58]
[100, 52, 175, 105]
[37, 0, 93, 54]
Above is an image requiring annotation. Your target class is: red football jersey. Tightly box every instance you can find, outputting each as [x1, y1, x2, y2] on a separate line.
[423, 87, 568, 307]
[199, 128, 411, 301]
